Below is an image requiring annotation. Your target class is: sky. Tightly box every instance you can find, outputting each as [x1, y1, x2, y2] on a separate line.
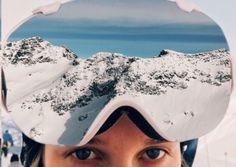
[1, 0, 219, 39]
[34, 0, 215, 25]
[1, 0, 228, 57]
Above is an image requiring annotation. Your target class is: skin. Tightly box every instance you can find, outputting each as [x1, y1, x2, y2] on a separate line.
[44, 114, 182, 167]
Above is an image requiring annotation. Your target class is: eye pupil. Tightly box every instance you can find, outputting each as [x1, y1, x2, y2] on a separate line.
[146, 149, 160, 159]
[75, 149, 91, 160]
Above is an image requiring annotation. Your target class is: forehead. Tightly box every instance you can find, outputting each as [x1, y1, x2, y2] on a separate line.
[91, 114, 158, 145]
[85, 114, 180, 157]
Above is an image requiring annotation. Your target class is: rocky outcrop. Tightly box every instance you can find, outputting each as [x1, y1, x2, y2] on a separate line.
[1, 36, 78, 66]
[2, 37, 231, 116]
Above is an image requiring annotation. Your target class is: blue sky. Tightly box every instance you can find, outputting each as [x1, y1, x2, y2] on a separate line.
[4, 0, 228, 57]
[1, 0, 221, 37]
[33, 0, 215, 26]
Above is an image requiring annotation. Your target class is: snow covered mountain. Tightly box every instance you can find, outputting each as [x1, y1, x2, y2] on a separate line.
[1, 36, 78, 66]
[1, 37, 231, 115]
[0, 36, 78, 156]
[1, 37, 78, 106]
[0, 37, 233, 167]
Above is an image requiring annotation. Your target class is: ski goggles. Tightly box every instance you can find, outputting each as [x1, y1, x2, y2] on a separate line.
[2, 48, 231, 146]
[0, 0, 232, 146]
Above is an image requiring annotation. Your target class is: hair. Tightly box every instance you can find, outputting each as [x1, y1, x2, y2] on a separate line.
[21, 134, 44, 167]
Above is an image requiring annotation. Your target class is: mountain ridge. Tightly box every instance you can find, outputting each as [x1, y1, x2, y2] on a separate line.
[1, 37, 231, 116]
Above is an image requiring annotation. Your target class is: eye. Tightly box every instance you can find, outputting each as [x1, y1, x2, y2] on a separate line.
[142, 148, 166, 160]
[71, 148, 96, 160]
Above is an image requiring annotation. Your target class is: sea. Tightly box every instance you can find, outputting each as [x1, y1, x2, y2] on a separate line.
[9, 19, 228, 58]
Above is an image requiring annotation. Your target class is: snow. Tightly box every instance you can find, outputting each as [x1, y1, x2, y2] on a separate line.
[1, 114, 22, 167]
[193, 97, 236, 167]
[2, 153, 12, 167]
[0, 37, 234, 166]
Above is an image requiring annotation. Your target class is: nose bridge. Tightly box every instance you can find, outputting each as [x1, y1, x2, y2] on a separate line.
[111, 156, 136, 167]
[107, 140, 138, 167]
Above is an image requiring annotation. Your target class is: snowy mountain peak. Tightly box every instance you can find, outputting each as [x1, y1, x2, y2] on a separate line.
[7, 43, 231, 116]
[158, 48, 229, 57]
[1, 37, 231, 117]
[1, 36, 78, 66]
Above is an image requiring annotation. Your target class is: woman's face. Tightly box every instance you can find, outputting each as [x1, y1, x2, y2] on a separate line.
[44, 115, 182, 167]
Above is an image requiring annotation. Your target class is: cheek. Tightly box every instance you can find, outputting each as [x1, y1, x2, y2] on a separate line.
[161, 147, 182, 167]
[44, 147, 61, 167]
[139, 155, 182, 167]
[161, 155, 182, 167]
[137, 155, 182, 167]
[141, 145, 182, 167]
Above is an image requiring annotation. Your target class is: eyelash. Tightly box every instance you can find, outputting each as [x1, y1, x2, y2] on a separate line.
[66, 147, 101, 161]
[65, 146, 169, 162]
[140, 147, 168, 161]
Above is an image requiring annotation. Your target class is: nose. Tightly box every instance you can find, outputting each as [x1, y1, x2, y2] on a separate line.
[108, 149, 140, 167]
[111, 157, 136, 167]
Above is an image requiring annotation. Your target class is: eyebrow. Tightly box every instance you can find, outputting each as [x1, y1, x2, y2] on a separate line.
[87, 138, 105, 145]
[145, 139, 166, 145]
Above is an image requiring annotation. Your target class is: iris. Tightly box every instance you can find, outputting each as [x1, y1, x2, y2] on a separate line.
[74, 148, 93, 160]
[145, 148, 165, 160]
